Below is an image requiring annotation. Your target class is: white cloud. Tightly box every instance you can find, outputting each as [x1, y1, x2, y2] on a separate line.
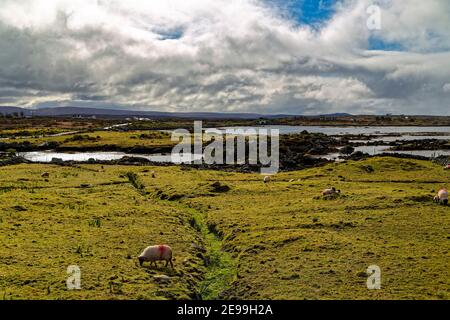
[443, 83, 450, 93]
[0, 0, 449, 115]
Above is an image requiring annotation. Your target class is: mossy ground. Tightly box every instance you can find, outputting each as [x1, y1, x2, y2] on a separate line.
[0, 164, 206, 299]
[6, 130, 174, 150]
[1, 157, 449, 300]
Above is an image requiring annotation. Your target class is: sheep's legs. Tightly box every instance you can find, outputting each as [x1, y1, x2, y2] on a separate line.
[166, 259, 174, 269]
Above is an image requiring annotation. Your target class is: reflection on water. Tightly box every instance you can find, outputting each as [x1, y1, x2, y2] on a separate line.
[18, 151, 202, 164]
[19, 147, 450, 164]
[16, 125, 450, 163]
[216, 125, 450, 136]
[350, 135, 450, 143]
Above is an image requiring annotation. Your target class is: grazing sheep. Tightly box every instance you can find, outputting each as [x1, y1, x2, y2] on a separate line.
[263, 176, 271, 183]
[151, 170, 156, 178]
[289, 179, 294, 183]
[322, 187, 340, 196]
[41, 172, 49, 178]
[138, 245, 173, 268]
[436, 188, 448, 205]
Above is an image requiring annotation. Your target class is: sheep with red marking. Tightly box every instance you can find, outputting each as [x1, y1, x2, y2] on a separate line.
[138, 244, 174, 268]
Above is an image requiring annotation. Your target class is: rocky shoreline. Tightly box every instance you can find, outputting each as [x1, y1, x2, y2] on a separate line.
[3, 152, 448, 174]
[2, 130, 448, 172]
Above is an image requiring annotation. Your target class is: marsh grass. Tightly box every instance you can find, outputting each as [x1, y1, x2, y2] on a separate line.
[125, 172, 146, 195]
[88, 218, 102, 228]
[4, 130, 175, 151]
[186, 209, 236, 300]
[0, 157, 449, 299]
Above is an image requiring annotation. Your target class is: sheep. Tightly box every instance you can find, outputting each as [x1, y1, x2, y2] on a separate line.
[41, 172, 49, 178]
[138, 244, 173, 268]
[322, 187, 340, 196]
[435, 188, 448, 205]
[151, 170, 156, 178]
[263, 176, 270, 183]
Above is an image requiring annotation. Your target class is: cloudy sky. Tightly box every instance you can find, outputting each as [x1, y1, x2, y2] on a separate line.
[0, 0, 449, 115]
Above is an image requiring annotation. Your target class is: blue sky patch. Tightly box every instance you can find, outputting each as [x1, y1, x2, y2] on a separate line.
[265, 0, 339, 28]
[368, 36, 404, 51]
[157, 28, 184, 40]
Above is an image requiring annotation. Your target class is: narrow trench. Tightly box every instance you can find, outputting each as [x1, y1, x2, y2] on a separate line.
[126, 172, 236, 300]
[180, 205, 236, 300]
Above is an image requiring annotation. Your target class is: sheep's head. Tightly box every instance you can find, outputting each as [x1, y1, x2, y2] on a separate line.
[138, 257, 145, 266]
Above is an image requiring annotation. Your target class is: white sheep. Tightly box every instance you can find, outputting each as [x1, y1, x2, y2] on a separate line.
[41, 172, 49, 178]
[263, 176, 271, 183]
[436, 188, 448, 205]
[151, 170, 156, 178]
[322, 187, 340, 196]
[138, 245, 173, 268]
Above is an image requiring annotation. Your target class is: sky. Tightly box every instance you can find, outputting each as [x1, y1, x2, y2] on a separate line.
[0, 0, 449, 115]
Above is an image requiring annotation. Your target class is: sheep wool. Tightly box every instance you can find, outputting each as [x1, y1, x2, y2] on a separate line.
[322, 188, 335, 196]
[138, 245, 174, 268]
[437, 188, 448, 204]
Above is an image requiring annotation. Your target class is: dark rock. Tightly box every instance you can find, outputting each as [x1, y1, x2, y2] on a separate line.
[211, 182, 230, 193]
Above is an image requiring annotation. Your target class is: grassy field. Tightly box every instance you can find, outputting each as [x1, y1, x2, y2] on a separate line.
[0, 157, 449, 300]
[4, 130, 175, 151]
[0, 118, 118, 131]
[0, 128, 73, 138]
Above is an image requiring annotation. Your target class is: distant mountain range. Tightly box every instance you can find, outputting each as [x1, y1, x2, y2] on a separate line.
[0, 106, 352, 119]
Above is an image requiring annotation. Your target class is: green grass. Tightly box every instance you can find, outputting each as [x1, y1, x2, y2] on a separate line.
[6, 130, 175, 150]
[0, 164, 206, 300]
[1, 157, 449, 300]
[180, 205, 236, 300]
[0, 128, 71, 138]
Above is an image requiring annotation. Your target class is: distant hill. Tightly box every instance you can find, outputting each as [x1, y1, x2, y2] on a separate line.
[308, 113, 353, 118]
[0, 106, 296, 119]
[323, 113, 353, 117]
[0, 106, 356, 120]
[0, 106, 33, 116]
